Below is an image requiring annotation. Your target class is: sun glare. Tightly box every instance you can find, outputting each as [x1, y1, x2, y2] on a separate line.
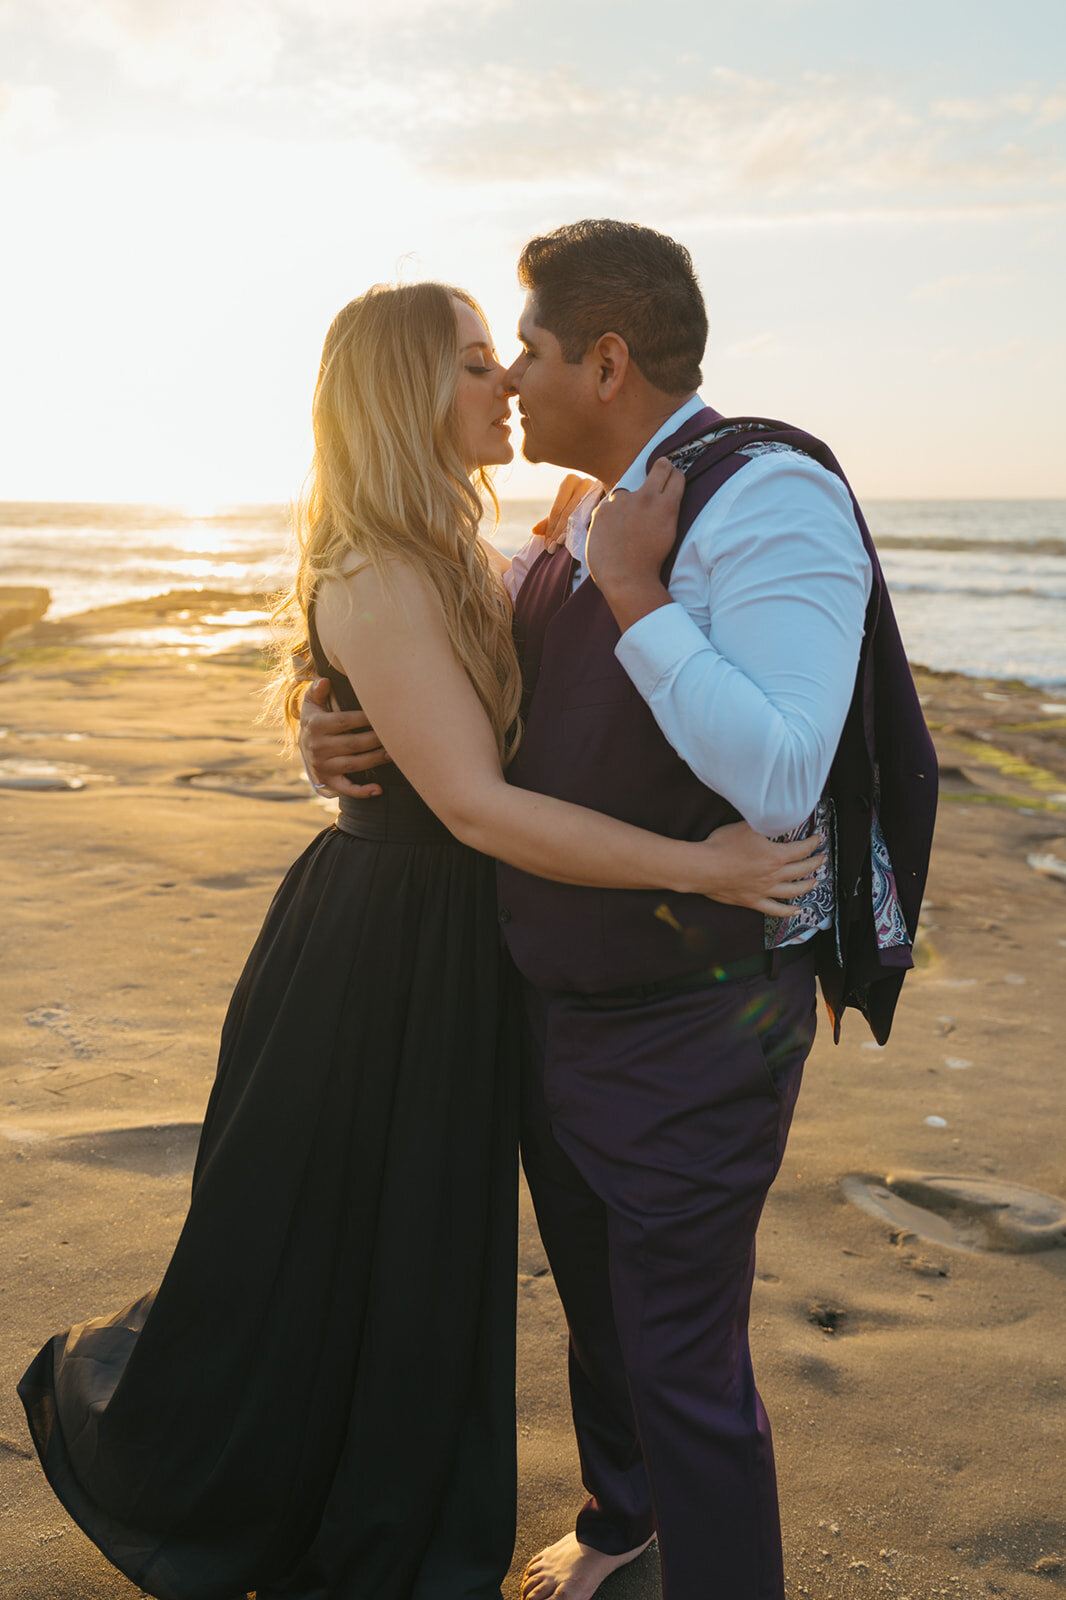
[178, 500, 226, 522]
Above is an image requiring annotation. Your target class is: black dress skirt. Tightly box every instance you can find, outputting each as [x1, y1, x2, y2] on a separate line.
[18, 634, 518, 1600]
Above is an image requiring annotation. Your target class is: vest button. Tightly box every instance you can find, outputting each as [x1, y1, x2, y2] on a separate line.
[498, 909, 512, 925]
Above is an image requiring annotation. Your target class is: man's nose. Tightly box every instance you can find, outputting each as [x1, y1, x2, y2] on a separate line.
[500, 359, 522, 394]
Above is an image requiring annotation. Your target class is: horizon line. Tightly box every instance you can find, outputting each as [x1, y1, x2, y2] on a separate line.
[3, 493, 1066, 511]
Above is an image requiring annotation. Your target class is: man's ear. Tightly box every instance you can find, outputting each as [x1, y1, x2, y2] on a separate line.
[591, 332, 630, 402]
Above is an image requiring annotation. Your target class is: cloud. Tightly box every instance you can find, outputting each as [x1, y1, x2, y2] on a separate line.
[932, 98, 995, 123]
[9, 3, 1062, 212]
[934, 89, 1066, 126]
[677, 201, 1061, 231]
[35, 0, 286, 92]
[1036, 92, 1066, 127]
[5, 6, 1063, 238]
[24, 0, 493, 94]
[389, 66, 1066, 209]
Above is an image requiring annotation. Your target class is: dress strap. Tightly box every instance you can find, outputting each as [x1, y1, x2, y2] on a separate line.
[307, 591, 362, 714]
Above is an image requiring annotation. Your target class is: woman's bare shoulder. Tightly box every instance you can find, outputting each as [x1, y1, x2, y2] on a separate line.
[316, 556, 442, 642]
[321, 553, 436, 602]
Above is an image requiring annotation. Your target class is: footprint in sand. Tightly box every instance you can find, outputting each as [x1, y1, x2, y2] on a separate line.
[791, 1349, 843, 1392]
[841, 1171, 1066, 1255]
[49, 1122, 202, 1177]
[195, 872, 253, 891]
[807, 1303, 847, 1336]
[966, 1520, 1066, 1584]
[176, 770, 310, 802]
[24, 1004, 94, 1059]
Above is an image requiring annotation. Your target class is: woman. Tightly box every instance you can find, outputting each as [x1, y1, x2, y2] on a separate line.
[18, 283, 822, 1600]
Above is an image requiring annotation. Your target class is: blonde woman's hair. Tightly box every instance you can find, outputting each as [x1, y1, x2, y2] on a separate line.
[267, 281, 522, 765]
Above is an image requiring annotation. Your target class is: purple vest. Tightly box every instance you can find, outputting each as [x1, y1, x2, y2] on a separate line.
[497, 408, 938, 1043]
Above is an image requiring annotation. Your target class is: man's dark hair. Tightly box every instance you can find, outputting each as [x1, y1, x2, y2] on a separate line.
[517, 219, 707, 395]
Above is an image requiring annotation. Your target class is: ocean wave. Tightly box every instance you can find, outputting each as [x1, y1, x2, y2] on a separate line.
[0, 502, 290, 533]
[886, 581, 1066, 601]
[5, 498, 1066, 691]
[873, 535, 1066, 555]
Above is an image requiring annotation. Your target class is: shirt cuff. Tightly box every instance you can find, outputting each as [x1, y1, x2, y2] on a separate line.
[614, 601, 713, 697]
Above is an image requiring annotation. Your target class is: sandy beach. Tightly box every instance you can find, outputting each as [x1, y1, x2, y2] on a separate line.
[1, 589, 1064, 1600]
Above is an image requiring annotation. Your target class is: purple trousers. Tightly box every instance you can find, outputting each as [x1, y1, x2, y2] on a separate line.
[518, 950, 817, 1600]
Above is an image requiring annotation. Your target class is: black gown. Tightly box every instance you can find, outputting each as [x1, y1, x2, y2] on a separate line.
[18, 616, 518, 1600]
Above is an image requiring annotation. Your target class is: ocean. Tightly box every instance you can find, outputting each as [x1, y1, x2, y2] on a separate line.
[2, 498, 1065, 690]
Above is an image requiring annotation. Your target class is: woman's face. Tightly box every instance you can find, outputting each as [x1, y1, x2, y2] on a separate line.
[452, 298, 513, 469]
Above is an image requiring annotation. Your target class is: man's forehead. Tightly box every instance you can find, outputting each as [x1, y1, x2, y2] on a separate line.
[517, 298, 546, 342]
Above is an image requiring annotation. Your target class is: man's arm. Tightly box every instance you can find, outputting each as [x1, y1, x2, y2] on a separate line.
[299, 676, 391, 799]
[588, 452, 871, 836]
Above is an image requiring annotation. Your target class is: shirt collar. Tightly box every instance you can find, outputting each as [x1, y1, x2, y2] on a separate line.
[613, 393, 706, 493]
[564, 393, 708, 562]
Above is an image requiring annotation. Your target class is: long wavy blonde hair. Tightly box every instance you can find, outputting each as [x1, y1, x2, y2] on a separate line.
[267, 281, 522, 765]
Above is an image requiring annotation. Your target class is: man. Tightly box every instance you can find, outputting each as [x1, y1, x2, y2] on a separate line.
[302, 221, 936, 1600]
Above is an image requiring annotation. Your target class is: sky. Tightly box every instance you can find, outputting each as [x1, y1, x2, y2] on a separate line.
[0, 0, 1063, 505]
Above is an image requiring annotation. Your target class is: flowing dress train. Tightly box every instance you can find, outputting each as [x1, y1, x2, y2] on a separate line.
[18, 622, 518, 1600]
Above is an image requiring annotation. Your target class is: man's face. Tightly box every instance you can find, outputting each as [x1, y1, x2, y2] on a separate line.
[503, 295, 597, 471]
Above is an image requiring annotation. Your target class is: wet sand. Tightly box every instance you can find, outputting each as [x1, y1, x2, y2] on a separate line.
[1, 591, 1065, 1599]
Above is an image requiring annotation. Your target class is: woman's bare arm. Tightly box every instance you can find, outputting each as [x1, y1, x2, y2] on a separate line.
[314, 563, 822, 913]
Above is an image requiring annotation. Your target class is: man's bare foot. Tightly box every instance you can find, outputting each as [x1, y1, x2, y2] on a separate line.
[520, 1532, 656, 1600]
